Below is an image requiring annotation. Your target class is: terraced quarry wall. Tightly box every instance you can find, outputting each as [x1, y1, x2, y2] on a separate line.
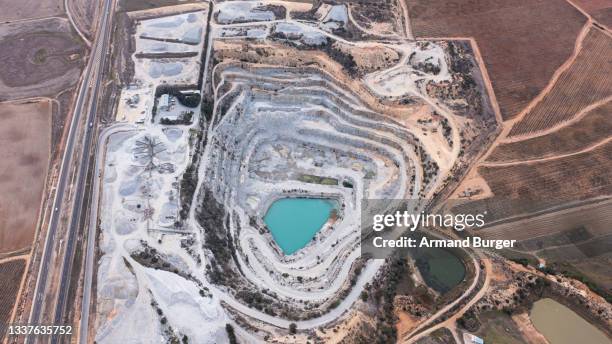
[192, 28, 499, 332]
[197, 63, 425, 317]
[94, 3, 501, 342]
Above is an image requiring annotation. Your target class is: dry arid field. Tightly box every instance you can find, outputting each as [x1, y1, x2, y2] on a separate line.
[404, 0, 587, 120]
[0, 0, 88, 337]
[68, 0, 100, 38]
[441, 7, 612, 321]
[441, 1, 612, 320]
[478, 197, 612, 297]
[0, 101, 51, 254]
[0, 0, 63, 22]
[459, 26, 612, 220]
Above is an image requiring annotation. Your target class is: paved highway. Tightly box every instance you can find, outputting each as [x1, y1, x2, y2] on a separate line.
[27, 0, 115, 342]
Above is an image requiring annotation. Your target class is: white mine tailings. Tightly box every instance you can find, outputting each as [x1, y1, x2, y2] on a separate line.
[92, 0, 497, 342]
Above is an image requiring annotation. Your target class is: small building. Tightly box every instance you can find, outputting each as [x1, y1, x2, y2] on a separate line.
[159, 94, 171, 111]
[468, 334, 484, 344]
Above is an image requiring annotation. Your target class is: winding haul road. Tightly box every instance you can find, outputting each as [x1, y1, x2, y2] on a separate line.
[75, 2, 481, 340]
[27, 0, 114, 342]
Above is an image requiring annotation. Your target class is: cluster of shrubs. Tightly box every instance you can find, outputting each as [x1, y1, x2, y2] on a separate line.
[155, 85, 202, 108]
[354, 256, 409, 343]
[160, 111, 194, 125]
[322, 42, 358, 77]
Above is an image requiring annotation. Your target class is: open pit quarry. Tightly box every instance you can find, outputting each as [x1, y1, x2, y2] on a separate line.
[91, 1, 498, 342]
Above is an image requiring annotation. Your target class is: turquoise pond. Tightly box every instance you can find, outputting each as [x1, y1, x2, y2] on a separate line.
[263, 198, 336, 255]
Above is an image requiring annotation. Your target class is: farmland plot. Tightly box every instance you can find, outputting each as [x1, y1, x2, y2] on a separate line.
[477, 140, 612, 216]
[479, 199, 612, 241]
[0, 0, 63, 22]
[0, 18, 85, 99]
[572, 0, 612, 27]
[0, 101, 51, 253]
[488, 101, 612, 162]
[404, 0, 586, 120]
[0, 258, 26, 341]
[509, 28, 612, 137]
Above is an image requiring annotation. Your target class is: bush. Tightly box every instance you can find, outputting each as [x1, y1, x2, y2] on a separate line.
[510, 258, 530, 267]
[155, 85, 201, 108]
[180, 93, 201, 107]
[225, 324, 237, 344]
[160, 111, 194, 125]
[323, 44, 358, 76]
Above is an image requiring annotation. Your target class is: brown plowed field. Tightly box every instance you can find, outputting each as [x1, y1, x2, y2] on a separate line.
[0, 18, 85, 100]
[404, 0, 586, 120]
[509, 28, 612, 136]
[0, 0, 62, 22]
[572, 0, 612, 27]
[0, 101, 51, 253]
[0, 32, 83, 88]
[480, 199, 612, 241]
[0, 258, 26, 340]
[488, 101, 612, 162]
[478, 140, 611, 209]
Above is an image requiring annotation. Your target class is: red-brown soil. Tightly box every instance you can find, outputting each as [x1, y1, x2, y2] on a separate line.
[488, 101, 612, 162]
[0, 258, 26, 340]
[0, 101, 51, 253]
[0, 0, 63, 21]
[479, 140, 611, 205]
[404, 0, 587, 120]
[572, 0, 612, 27]
[508, 28, 612, 137]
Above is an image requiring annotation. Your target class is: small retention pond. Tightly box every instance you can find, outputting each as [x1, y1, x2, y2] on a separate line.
[263, 198, 336, 255]
[530, 298, 610, 344]
[411, 245, 465, 294]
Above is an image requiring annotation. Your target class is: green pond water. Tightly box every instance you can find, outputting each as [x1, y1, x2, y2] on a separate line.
[412, 245, 466, 294]
[530, 298, 610, 344]
[263, 198, 336, 255]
